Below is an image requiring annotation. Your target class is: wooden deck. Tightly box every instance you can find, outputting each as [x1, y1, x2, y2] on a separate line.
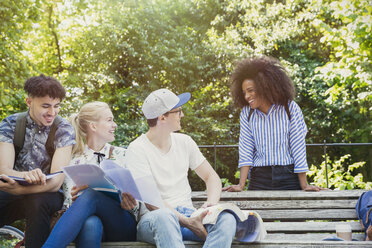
[67, 190, 371, 247]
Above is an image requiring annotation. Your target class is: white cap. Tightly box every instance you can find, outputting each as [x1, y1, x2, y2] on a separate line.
[142, 88, 191, 119]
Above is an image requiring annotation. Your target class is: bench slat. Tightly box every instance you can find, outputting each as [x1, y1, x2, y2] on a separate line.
[192, 190, 366, 200]
[263, 221, 362, 232]
[193, 199, 358, 209]
[265, 233, 365, 241]
[234, 240, 371, 248]
[256, 209, 358, 221]
[66, 239, 372, 248]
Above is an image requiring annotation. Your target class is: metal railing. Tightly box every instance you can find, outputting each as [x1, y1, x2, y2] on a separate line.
[198, 142, 372, 188]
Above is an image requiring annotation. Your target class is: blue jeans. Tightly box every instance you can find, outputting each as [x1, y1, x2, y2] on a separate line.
[248, 164, 301, 190]
[74, 215, 103, 248]
[42, 188, 137, 248]
[137, 206, 236, 248]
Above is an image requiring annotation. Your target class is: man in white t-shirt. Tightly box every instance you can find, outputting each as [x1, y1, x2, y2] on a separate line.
[123, 89, 236, 248]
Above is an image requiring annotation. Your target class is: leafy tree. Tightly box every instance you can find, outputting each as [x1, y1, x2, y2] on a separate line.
[0, 0, 43, 118]
[1, 0, 370, 187]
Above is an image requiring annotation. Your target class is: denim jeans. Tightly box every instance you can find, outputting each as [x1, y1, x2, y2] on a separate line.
[0, 191, 63, 248]
[74, 215, 103, 248]
[248, 164, 301, 190]
[137, 206, 236, 248]
[42, 188, 137, 248]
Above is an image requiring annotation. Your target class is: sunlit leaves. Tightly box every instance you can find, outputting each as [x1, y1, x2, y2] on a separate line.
[309, 154, 372, 190]
[1, 0, 371, 187]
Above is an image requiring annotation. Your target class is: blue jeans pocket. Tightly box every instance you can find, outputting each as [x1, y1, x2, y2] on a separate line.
[272, 165, 301, 190]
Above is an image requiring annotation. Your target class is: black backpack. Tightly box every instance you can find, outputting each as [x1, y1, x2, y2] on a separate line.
[356, 190, 372, 239]
[13, 112, 62, 161]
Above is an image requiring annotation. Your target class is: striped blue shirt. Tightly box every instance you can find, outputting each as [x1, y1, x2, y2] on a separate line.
[238, 101, 309, 173]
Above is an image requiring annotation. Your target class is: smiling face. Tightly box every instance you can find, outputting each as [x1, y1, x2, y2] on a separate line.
[26, 96, 61, 126]
[242, 79, 271, 114]
[92, 108, 117, 143]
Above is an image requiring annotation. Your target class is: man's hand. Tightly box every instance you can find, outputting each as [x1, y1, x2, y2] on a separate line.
[200, 201, 216, 209]
[180, 210, 208, 240]
[121, 192, 138, 210]
[23, 168, 46, 185]
[222, 184, 244, 192]
[0, 174, 17, 190]
[144, 203, 158, 211]
[71, 185, 89, 202]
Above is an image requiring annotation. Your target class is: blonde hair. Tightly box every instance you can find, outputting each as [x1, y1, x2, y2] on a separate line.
[69, 101, 111, 155]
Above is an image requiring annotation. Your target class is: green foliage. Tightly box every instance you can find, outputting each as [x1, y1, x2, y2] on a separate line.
[0, 0, 40, 119]
[311, 0, 372, 143]
[1, 0, 371, 183]
[0, 239, 19, 248]
[308, 154, 372, 190]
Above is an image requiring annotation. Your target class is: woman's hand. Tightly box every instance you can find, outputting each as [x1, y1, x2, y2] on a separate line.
[222, 184, 244, 192]
[120, 192, 137, 210]
[302, 184, 328, 191]
[71, 185, 88, 201]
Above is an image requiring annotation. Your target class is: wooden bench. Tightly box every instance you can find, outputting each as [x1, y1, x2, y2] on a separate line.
[68, 190, 371, 247]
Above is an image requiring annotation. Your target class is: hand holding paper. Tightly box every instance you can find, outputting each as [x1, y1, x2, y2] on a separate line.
[0, 171, 63, 186]
[63, 160, 164, 208]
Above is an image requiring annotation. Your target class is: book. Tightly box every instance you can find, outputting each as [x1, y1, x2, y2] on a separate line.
[0, 171, 63, 186]
[190, 202, 267, 242]
[63, 160, 164, 208]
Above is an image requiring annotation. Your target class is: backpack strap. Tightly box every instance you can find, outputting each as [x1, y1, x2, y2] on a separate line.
[284, 102, 291, 121]
[14, 112, 28, 160]
[247, 108, 254, 122]
[46, 115, 63, 160]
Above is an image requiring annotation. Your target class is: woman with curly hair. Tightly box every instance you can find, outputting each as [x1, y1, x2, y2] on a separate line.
[223, 56, 324, 191]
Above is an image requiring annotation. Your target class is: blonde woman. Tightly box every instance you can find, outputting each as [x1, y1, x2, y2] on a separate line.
[43, 102, 136, 248]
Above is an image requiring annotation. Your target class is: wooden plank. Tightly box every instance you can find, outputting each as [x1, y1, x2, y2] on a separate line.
[263, 221, 362, 232]
[255, 209, 358, 221]
[193, 199, 358, 209]
[264, 232, 365, 241]
[192, 190, 366, 200]
[66, 239, 372, 248]
[234, 240, 371, 248]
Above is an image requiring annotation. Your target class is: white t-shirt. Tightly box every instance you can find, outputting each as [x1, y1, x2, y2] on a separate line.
[125, 133, 206, 209]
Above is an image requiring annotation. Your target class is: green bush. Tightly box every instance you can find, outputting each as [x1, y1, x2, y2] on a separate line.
[308, 154, 372, 190]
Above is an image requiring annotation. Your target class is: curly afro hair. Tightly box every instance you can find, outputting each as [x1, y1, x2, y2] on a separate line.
[230, 56, 295, 109]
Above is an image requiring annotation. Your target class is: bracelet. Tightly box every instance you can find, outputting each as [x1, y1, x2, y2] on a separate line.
[129, 202, 140, 215]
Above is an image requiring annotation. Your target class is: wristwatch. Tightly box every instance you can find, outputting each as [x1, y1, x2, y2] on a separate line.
[129, 201, 150, 222]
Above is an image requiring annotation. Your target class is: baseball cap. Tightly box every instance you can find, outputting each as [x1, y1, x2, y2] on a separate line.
[142, 88, 191, 119]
